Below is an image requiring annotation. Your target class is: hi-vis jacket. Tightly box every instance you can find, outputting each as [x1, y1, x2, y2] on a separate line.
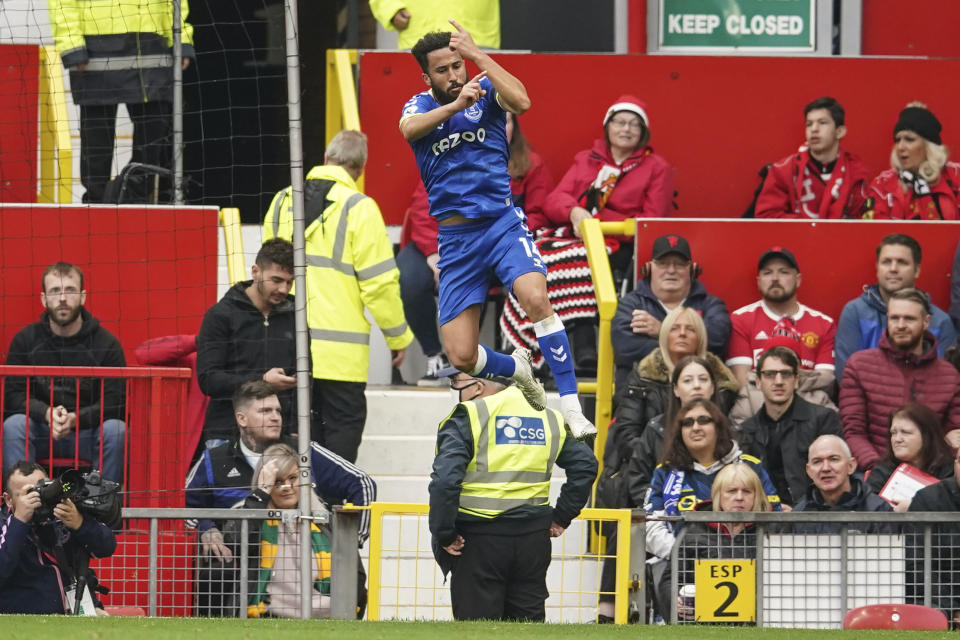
[49, 0, 195, 105]
[428, 386, 597, 549]
[263, 164, 413, 382]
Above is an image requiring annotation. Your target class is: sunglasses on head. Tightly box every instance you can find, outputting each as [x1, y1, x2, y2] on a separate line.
[680, 415, 714, 428]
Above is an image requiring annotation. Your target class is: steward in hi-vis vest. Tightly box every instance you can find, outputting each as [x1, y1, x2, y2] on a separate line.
[263, 130, 413, 463]
[429, 375, 597, 621]
[49, 0, 195, 203]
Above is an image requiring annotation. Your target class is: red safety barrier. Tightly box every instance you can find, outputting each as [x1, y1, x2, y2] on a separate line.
[93, 528, 195, 617]
[0, 365, 191, 509]
[629, 219, 959, 321]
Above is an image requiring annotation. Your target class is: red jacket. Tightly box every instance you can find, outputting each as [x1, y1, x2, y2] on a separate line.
[755, 148, 868, 219]
[544, 139, 673, 231]
[400, 151, 553, 255]
[867, 163, 960, 220]
[839, 332, 960, 470]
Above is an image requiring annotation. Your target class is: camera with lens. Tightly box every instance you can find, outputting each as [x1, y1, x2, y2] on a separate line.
[30, 469, 122, 529]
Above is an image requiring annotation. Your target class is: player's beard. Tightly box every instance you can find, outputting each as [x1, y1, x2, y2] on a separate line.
[431, 80, 461, 105]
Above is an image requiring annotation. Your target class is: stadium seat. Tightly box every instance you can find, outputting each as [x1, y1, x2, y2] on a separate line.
[104, 606, 146, 616]
[843, 604, 948, 630]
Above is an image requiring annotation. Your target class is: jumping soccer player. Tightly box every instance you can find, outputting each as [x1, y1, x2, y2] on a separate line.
[399, 21, 595, 439]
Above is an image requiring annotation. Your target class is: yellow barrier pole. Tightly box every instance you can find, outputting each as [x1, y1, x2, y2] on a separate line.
[218, 208, 247, 285]
[325, 49, 363, 192]
[38, 46, 73, 203]
[580, 218, 635, 462]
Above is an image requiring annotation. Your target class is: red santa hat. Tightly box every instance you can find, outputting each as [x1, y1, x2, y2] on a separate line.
[603, 95, 649, 129]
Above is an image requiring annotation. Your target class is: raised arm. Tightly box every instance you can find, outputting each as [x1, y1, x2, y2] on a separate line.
[448, 20, 529, 115]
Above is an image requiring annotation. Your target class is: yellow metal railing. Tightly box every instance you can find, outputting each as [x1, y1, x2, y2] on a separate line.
[366, 502, 632, 624]
[218, 208, 247, 285]
[37, 45, 73, 203]
[325, 49, 363, 192]
[579, 218, 636, 466]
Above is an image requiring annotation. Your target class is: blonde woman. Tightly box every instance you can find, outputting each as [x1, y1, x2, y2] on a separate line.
[675, 463, 772, 620]
[866, 102, 960, 220]
[241, 443, 332, 618]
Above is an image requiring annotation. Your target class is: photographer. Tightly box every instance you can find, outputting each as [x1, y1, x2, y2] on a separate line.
[0, 461, 117, 614]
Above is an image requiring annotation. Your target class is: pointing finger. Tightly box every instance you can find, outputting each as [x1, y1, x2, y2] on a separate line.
[449, 18, 464, 32]
[469, 70, 487, 85]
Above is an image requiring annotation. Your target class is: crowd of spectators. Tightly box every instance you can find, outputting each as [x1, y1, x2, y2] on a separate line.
[4, 7, 960, 622]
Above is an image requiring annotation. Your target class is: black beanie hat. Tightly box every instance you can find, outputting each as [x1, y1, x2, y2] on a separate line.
[894, 105, 942, 145]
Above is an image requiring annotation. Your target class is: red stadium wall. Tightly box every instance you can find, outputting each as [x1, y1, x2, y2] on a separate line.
[360, 53, 960, 225]
[0, 45, 39, 203]
[862, 0, 960, 57]
[0, 205, 219, 364]
[631, 219, 958, 322]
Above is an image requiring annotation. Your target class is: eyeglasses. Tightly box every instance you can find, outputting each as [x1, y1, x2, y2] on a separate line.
[759, 369, 796, 381]
[680, 415, 714, 428]
[608, 118, 642, 130]
[45, 287, 81, 297]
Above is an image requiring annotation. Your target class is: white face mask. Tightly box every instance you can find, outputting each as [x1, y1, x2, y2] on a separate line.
[450, 387, 462, 403]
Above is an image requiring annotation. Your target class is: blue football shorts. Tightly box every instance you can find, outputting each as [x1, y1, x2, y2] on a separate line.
[436, 208, 547, 326]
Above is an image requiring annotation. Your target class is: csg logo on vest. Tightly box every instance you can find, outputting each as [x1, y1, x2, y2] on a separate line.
[495, 416, 546, 446]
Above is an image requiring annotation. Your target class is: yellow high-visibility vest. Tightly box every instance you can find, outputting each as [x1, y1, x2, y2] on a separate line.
[263, 164, 413, 382]
[458, 386, 564, 519]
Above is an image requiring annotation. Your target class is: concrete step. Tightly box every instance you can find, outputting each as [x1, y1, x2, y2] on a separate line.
[359, 386, 573, 487]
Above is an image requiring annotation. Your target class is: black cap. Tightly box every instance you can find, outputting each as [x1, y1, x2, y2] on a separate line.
[651, 234, 691, 261]
[757, 246, 799, 271]
[894, 105, 942, 145]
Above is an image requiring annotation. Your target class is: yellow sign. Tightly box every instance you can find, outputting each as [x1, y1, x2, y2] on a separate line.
[694, 559, 756, 622]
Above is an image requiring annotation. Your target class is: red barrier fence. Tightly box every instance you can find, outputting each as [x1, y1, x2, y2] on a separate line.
[629, 219, 960, 321]
[0, 365, 192, 508]
[360, 52, 960, 226]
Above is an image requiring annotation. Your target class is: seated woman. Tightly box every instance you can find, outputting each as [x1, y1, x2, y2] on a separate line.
[865, 402, 955, 511]
[400, 112, 551, 384]
[626, 354, 739, 505]
[864, 102, 960, 220]
[595, 353, 738, 622]
[644, 398, 779, 620]
[236, 443, 333, 618]
[606, 306, 738, 490]
[676, 462, 772, 621]
[500, 95, 673, 374]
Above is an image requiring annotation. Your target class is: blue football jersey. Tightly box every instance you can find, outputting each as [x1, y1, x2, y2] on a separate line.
[400, 77, 513, 221]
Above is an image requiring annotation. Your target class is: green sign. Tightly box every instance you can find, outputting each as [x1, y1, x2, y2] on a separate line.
[660, 0, 815, 50]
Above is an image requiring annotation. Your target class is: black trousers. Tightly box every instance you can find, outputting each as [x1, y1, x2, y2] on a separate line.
[311, 379, 367, 463]
[449, 529, 551, 621]
[80, 101, 171, 203]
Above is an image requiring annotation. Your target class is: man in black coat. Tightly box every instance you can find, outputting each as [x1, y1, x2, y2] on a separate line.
[2, 263, 126, 482]
[738, 346, 842, 506]
[907, 459, 960, 625]
[610, 234, 730, 390]
[793, 435, 892, 533]
[196, 239, 300, 447]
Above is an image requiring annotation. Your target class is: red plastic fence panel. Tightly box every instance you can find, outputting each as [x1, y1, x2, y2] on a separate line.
[359, 52, 960, 225]
[93, 527, 195, 617]
[0, 45, 39, 203]
[629, 219, 959, 321]
[0, 204, 219, 366]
